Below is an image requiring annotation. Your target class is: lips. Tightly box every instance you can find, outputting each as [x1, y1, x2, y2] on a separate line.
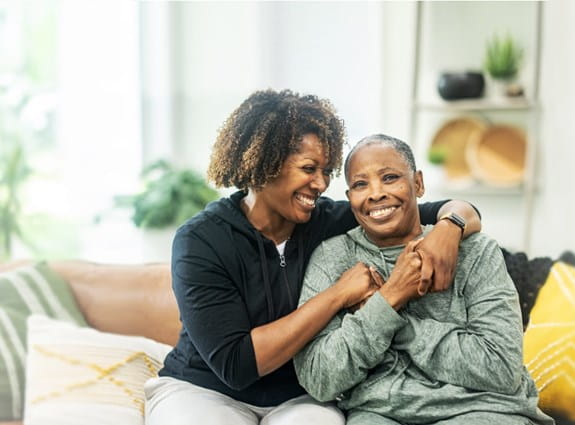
[295, 192, 317, 209]
[368, 206, 397, 219]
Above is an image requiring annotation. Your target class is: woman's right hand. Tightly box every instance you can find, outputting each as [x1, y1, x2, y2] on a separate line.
[379, 240, 424, 310]
[332, 262, 381, 309]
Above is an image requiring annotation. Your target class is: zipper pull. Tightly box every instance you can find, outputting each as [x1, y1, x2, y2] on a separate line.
[279, 254, 286, 267]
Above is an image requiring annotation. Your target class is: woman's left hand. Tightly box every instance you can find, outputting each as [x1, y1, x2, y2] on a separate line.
[416, 220, 462, 293]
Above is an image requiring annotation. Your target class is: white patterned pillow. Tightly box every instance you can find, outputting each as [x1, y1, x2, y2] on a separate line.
[24, 315, 172, 425]
[0, 262, 86, 420]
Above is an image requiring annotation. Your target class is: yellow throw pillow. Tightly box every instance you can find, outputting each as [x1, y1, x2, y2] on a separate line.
[524, 261, 575, 420]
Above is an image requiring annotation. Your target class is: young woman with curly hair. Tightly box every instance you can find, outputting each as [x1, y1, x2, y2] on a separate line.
[144, 89, 482, 425]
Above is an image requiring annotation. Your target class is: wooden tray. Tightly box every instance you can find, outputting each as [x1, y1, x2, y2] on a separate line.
[466, 125, 527, 187]
[430, 117, 487, 180]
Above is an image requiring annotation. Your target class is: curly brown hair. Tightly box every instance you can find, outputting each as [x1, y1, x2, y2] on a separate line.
[207, 89, 346, 190]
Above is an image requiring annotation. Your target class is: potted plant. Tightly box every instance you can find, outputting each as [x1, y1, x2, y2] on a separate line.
[484, 34, 524, 97]
[0, 143, 33, 260]
[424, 145, 448, 187]
[115, 159, 219, 230]
[427, 145, 448, 166]
[113, 160, 219, 261]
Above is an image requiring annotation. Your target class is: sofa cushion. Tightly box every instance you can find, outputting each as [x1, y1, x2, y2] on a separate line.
[524, 261, 575, 421]
[47, 261, 179, 346]
[24, 315, 171, 425]
[0, 262, 87, 421]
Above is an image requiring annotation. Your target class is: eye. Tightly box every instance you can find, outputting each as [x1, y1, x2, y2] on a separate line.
[383, 174, 399, 183]
[350, 180, 367, 189]
[322, 168, 333, 177]
[302, 166, 316, 174]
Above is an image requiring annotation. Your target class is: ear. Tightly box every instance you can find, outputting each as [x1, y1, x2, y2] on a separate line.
[414, 170, 425, 198]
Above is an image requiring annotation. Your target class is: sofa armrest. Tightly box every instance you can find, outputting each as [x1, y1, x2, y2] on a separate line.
[0, 259, 180, 346]
[48, 260, 180, 346]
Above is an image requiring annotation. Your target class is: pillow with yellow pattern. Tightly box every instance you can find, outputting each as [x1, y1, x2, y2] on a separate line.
[524, 261, 575, 420]
[24, 315, 172, 425]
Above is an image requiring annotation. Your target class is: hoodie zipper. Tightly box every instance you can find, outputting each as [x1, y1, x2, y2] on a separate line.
[279, 254, 295, 309]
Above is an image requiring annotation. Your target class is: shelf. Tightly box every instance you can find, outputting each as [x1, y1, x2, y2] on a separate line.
[413, 97, 537, 112]
[430, 183, 525, 197]
[410, 1, 543, 253]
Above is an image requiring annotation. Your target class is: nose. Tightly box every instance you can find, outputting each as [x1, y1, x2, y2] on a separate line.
[310, 170, 329, 193]
[368, 181, 387, 202]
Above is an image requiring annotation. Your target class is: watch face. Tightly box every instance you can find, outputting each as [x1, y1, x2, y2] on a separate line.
[452, 213, 466, 228]
[442, 212, 466, 230]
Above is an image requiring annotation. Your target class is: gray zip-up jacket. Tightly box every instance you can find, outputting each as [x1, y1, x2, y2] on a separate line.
[294, 226, 553, 424]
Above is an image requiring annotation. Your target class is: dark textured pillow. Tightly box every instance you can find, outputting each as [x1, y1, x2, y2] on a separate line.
[501, 248, 553, 329]
[0, 262, 87, 420]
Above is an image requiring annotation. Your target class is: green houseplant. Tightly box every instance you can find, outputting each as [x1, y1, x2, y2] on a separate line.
[115, 160, 219, 229]
[484, 34, 523, 81]
[424, 145, 449, 186]
[0, 143, 32, 260]
[427, 145, 448, 166]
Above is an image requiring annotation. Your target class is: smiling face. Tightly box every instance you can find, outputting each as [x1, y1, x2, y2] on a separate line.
[346, 143, 424, 247]
[257, 133, 332, 225]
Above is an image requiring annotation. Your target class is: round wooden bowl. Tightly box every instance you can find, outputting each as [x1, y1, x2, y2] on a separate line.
[466, 124, 527, 187]
[430, 117, 487, 181]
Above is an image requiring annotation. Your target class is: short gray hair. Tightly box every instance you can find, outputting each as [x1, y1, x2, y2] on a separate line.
[344, 134, 417, 183]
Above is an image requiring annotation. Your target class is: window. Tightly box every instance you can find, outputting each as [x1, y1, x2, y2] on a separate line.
[0, 1, 142, 261]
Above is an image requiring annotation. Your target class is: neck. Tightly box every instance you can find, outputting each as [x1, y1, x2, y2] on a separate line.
[366, 212, 424, 248]
[241, 190, 295, 245]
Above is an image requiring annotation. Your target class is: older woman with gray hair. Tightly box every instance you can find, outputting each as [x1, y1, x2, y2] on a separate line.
[294, 134, 554, 425]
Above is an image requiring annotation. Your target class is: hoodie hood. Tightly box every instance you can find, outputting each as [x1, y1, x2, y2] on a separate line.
[204, 190, 257, 237]
[347, 224, 432, 252]
[346, 225, 432, 278]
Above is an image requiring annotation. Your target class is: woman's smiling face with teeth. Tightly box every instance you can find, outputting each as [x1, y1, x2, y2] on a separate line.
[258, 133, 332, 225]
[345, 143, 424, 247]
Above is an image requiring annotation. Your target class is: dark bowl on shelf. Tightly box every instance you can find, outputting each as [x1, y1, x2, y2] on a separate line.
[437, 71, 485, 101]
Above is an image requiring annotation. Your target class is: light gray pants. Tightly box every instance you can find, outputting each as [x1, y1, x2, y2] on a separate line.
[145, 376, 345, 425]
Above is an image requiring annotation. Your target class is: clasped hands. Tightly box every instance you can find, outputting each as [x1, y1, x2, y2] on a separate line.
[340, 226, 460, 312]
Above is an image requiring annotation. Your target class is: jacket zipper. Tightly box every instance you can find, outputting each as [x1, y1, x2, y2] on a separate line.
[279, 254, 295, 309]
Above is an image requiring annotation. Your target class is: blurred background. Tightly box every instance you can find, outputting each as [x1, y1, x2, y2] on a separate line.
[1, 0, 573, 264]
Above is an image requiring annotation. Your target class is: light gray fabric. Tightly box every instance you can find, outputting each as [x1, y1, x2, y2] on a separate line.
[294, 226, 554, 425]
[144, 376, 344, 425]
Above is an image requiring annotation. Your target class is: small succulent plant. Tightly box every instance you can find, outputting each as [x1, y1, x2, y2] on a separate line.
[484, 34, 523, 81]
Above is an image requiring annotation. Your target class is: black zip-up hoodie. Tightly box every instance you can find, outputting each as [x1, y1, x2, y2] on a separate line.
[159, 190, 446, 406]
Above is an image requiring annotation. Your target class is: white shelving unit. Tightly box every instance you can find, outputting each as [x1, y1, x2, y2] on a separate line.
[409, 1, 543, 253]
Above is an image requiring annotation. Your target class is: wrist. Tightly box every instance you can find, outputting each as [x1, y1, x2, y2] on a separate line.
[437, 212, 466, 239]
[378, 286, 406, 311]
[327, 284, 350, 311]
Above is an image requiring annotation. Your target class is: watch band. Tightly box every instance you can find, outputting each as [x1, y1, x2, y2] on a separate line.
[439, 212, 466, 235]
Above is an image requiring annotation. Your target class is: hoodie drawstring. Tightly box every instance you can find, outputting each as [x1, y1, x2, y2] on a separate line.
[297, 237, 304, 294]
[378, 251, 391, 277]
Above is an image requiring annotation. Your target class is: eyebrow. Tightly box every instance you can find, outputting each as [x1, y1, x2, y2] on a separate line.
[350, 166, 399, 180]
[350, 172, 368, 180]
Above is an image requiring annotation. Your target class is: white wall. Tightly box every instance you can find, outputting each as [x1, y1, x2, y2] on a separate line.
[142, 1, 387, 199]
[531, 0, 575, 258]
[143, 1, 575, 259]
